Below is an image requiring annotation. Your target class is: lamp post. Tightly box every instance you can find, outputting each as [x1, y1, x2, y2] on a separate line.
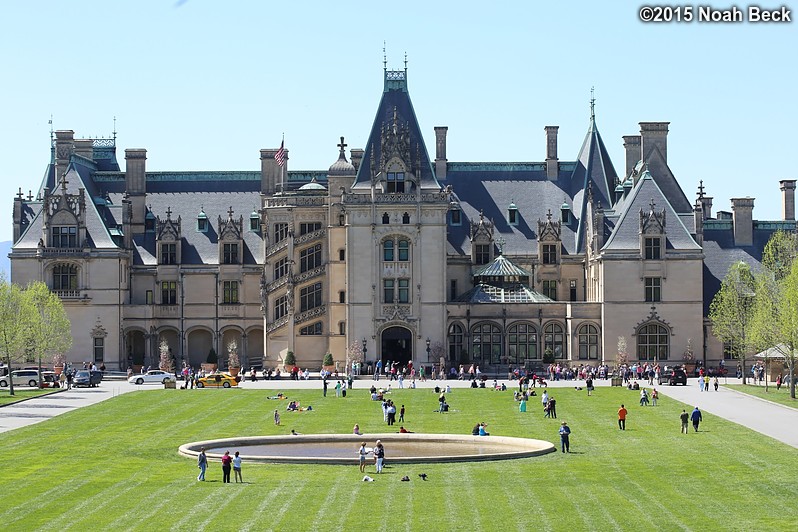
[426, 337, 431, 360]
[362, 337, 368, 363]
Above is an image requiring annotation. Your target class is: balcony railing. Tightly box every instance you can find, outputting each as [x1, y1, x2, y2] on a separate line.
[54, 289, 83, 299]
[294, 305, 326, 325]
[265, 238, 288, 259]
[265, 315, 289, 333]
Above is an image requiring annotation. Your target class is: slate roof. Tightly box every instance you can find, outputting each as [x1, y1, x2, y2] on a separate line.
[353, 70, 439, 191]
[641, 144, 692, 213]
[443, 163, 579, 257]
[603, 171, 701, 252]
[569, 118, 619, 253]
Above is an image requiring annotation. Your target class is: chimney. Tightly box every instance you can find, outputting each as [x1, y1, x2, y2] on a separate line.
[693, 201, 704, 246]
[350, 148, 364, 174]
[639, 122, 669, 161]
[780, 180, 796, 221]
[700, 196, 713, 220]
[731, 197, 755, 247]
[622, 135, 641, 178]
[544, 126, 559, 180]
[434, 126, 448, 180]
[261, 148, 289, 195]
[54, 130, 75, 180]
[73, 139, 94, 160]
[125, 149, 147, 231]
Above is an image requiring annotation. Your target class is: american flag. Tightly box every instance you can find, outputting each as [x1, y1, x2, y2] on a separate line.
[275, 140, 286, 167]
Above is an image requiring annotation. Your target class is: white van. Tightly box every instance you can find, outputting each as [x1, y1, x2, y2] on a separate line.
[0, 370, 40, 387]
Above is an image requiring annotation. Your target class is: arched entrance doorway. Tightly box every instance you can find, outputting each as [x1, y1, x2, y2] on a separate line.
[380, 326, 412, 366]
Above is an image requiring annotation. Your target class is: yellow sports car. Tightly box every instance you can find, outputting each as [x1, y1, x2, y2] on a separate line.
[196, 372, 239, 388]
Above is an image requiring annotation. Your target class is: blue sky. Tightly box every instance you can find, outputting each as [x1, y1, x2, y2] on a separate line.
[1, 1, 795, 242]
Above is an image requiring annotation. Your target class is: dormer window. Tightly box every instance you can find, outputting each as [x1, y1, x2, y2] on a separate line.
[249, 211, 260, 231]
[197, 210, 208, 232]
[387, 172, 405, 193]
[508, 203, 519, 226]
[561, 202, 570, 223]
[160, 243, 177, 265]
[52, 226, 77, 248]
[644, 237, 662, 260]
[450, 209, 462, 226]
[223, 243, 239, 264]
[542, 244, 558, 265]
[145, 211, 156, 233]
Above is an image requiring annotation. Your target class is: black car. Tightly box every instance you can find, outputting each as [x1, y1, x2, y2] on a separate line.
[73, 370, 103, 387]
[663, 367, 688, 386]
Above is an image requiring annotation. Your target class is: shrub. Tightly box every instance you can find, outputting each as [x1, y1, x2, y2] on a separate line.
[284, 351, 296, 365]
[323, 353, 334, 366]
[543, 348, 555, 364]
[206, 347, 218, 365]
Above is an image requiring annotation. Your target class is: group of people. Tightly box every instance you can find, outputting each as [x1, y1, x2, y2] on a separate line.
[196, 448, 243, 483]
[697, 373, 719, 392]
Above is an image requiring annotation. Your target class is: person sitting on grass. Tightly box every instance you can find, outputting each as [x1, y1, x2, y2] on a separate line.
[353, 424, 362, 435]
[478, 422, 490, 436]
[471, 423, 481, 436]
[398, 426, 413, 433]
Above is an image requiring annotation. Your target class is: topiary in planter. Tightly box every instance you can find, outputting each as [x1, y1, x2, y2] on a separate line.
[322, 353, 334, 367]
[542, 348, 555, 364]
[284, 351, 296, 366]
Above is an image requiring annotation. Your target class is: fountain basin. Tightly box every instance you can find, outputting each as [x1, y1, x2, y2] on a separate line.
[179, 433, 555, 464]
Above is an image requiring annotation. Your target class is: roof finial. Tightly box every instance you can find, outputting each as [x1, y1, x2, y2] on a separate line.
[546, 209, 552, 221]
[337, 136, 347, 157]
[590, 86, 596, 121]
[113, 116, 117, 142]
[404, 51, 408, 71]
[649, 198, 656, 212]
[60, 173, 68, 191]
[697, 180, 705, 199]
[228, 206, 234, 219]
[49, 115, 53, 143]
[496, 236, 506, 255]
[166, 206, 172, 219]
[383, 41, 387, 70]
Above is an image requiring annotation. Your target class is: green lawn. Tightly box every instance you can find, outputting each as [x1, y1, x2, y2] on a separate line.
[0, 388, 59, 405]
[1, 386, 796, 531]
[727, 383, 798, 409]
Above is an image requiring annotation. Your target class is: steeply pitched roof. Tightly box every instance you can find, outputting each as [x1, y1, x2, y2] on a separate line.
[602, 171, 700, 252]
[642, 144, 692, 213]
[353, 70, 439, 190]
[569, 118, 619, 253]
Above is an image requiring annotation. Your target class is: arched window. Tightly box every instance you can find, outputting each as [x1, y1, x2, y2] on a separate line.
[637, 323, 669, 361]
[471, 322, 502, 365]
[508, 322, 537, 363]
[448, 323, 463, 362]
[544, 322, 565, 359]
[402, 212, 410, 224]
[398, 240, 409, 261]
[577, 324, 600, 360]
[382, 213, 390, 225]
[53, 264, 78, 291]
[383, 240, 394, 261]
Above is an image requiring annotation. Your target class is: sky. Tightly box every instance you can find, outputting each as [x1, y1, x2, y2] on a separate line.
[1, 1, 796, 243]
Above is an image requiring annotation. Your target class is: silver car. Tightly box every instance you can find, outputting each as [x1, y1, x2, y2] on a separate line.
[128, 370, 176, 385]
[0, 370, 40, 388]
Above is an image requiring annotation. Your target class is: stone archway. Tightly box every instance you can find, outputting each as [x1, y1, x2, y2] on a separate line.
[380, 326, 413, 367]
[187, 329, 213, 368]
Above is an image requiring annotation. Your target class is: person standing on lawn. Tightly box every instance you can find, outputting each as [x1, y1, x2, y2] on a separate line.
[221, 451, 232, 483]
[197, 447, 207, 481]
[559, 421, 571, 453]
[233, 451, 243, 483]
[618, 404, 628, 430]
[374, 440, 385, 473]
[691, 406, 703, 432]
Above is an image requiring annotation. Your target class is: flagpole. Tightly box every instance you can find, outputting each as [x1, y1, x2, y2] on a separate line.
[280, 133, 285, 194]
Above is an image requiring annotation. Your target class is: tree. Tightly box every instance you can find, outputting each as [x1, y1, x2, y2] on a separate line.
[0, 277, 29, 396]
[751, 231, 798, 399]
[227, 340, 240, 369]
[24, 281, 72, 386]
[709, 261, 756, 384]
[616, 336, 628, 367]
[159, 340, 175, 373]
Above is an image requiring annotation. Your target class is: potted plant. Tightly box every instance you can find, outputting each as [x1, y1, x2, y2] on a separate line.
[322, 352, 335, 372]
[543, 348, 555, 364]
[683, 338, 696, 375]
[52, 353, 66, 376]
[283, 350, 296, 373]
[159, 340, 175, 372]
[227, 340, 241, 377]
[202, 347, 218, 373]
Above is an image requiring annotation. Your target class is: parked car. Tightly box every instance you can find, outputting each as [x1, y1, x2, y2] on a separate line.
[0, 370, 40, 388]
[40, 371, 61, 388]
[662, 366, 688, 386]
[128, 370, 176, 385]
[73, 370, 103, 387]
[196, 372, 239, 388]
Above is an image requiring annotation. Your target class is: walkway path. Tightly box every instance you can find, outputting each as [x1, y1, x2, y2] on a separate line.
[2, 375, 797, 449]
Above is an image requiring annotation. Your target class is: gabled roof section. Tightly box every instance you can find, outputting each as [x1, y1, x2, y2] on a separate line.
[603, 171, 700, 252]
[570, 118, 618, 253]
[642, 143, 692, 213]
[353, 69, 439, 190]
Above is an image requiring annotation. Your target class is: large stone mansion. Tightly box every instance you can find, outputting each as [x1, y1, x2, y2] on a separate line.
[9, 68, 795, 371]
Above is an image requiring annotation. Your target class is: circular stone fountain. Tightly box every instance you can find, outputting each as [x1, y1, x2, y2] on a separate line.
[179, 434, 555, 464]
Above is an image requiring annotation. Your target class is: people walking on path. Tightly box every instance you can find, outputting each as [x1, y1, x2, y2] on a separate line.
[680, 409, 689, 434]
[618, 404, 627, 430]
[713, 377, 719, 391]
[559, 421, 571, 453]
[699, 376, 705, 392]
[233, 451, 243, 483]
[691, 406, 703, 432]
[197, 447, 207, 481]
[651, 388, 659, 406]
